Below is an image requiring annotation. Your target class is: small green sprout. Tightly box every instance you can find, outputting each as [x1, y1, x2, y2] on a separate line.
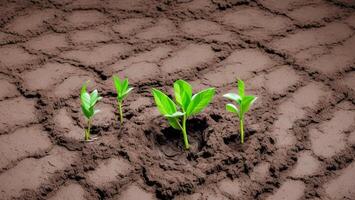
[152, 80, 215, 149]
[113, 75, 133, 125]
[80, 82, 102, 141]
[223, 79, 257, 144]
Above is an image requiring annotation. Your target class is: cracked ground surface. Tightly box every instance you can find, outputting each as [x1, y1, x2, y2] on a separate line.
[0, 0, 355, 199]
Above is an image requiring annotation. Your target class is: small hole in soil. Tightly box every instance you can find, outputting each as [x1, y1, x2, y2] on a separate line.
[126, 112, 134, 120]
[188, 117, 208, 133]
[160, 126, 181, 144]
[259, 144, 268, 154]
[201, 150, 213, 158]
[153, 117, 210, 155]
[96, 189, 106, 200]
[90, 126, 101, 135]
[210, 113, 222, 122]
[223, 133, 239, 145]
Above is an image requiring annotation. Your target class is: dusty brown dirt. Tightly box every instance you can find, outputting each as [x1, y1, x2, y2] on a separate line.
[0, 0, 355, 199]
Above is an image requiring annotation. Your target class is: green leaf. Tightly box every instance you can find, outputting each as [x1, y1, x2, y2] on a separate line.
[174, 80, 192, 111]
[152, 88, 177, 115]
[81, 92, 91, 110]
[223, 93, 241, 104]
[122, 79, 129, 95]
[120, 87, 133, 100]
[80, 82, 92, 119]
[80, 82, 89, 107]
[168, 118, 181, 130]
[90, 90, 99, 107]
[80, 81, 101, 119]
[113, 75, 132, 101]
[113, 75, 122, 94]
[165, 111, 185, 118]
[186, 88, 215, 117]
[238, 79, 245, 98]
[81, 105, 92, 119]
[226, 103, 239, 115]
[241, 95, 257, 114]
[81, 82, 87, 97]
[89, 106, 95, 117]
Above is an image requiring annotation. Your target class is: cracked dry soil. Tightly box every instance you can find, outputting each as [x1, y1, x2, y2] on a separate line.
[0, 0, 355, 199]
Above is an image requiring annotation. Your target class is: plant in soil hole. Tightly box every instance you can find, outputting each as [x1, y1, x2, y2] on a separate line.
[80, 81, 102, 141]
[113, 75, 133, 125]
[152, 80, 215, 150]
[223, 79, 257, 144]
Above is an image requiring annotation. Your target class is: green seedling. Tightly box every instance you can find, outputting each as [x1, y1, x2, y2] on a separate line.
[113, 75, 133, 125]
[80, 82, 102, 141]
[223, 79, 257, 144]
[152, 80, 215, 149]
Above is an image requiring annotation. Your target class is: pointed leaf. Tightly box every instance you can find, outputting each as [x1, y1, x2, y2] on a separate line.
[90, 90, 99, 107]
[81, 92, 91, 110]
[80, 82, 90, 108]
[223, 93, 241, 104]
[119, 87, 133, 101]
[186, 88, 215, 117]
[152, 88, 177, 115]
[113, 75, 122, 94]
[80, 82, 87, 97]
[168, 118, 181, 130]
[174, 80, 192, 111]
[226, 103, 239, 115]
[238, 79, 245, 98]
[241, 95, 257, 114]
[81, 105, 91, 119]
[121, 79, 129, 95]
[165, 111, 185, 118]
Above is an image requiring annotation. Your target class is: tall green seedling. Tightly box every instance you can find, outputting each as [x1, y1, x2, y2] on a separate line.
[223, 79, 257, 144]
[113, 75, 133, 125]
[80, 82, 102, 141]
[152, 80, 215, 149]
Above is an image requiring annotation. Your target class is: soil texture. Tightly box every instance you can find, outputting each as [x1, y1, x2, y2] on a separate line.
[0, 0, 355, 199]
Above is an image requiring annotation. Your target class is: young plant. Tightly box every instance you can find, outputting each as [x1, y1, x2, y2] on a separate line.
[113, 75, 133, 125]
[152, 80, 215, 149]
[223, 79, 257, 144]
[80, 82, 102, 141]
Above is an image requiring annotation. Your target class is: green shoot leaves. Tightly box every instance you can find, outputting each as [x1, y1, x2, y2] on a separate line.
[223, 80, 256, 117]
[174, 80, 192, 111]
[241, 95, 257, 114]
[226, 103, 239, 115]
[186, 88, 215, 117]
[223, 79, 257, 144]
[113, 75, 133, 102]
[113, 75, 133, 125]
[152, 88, 177, 115]
[238, 79, 245, 98]
[223, 93, 241, 104]
[152, 79, 215, 149]
[80, 81, 102, 141]
[80, 82, 102, 120]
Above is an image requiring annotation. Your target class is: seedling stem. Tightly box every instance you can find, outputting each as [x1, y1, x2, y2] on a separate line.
[118, 101, 123, 125]
[240, 116, 244, 144]
[181, 114, 189, 149]
[85, 118, 92, 141]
